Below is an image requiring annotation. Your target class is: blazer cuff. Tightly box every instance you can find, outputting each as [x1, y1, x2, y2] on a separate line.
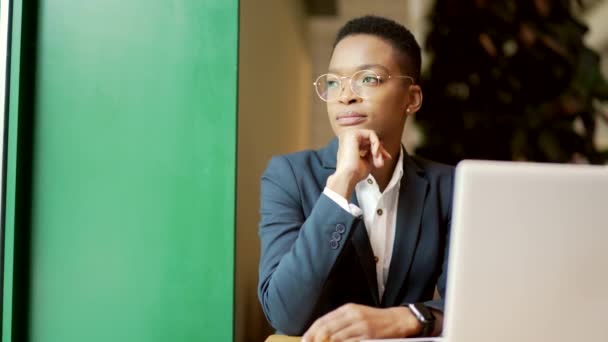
[423, 299, 445, 313]
[323, 187, 362, 217]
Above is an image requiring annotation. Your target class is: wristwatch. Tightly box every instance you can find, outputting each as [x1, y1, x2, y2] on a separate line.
[408, 303, 436, 337]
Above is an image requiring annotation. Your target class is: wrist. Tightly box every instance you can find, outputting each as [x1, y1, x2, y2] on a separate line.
[326, 171, 358, 199]
[390, 306, 422, 337]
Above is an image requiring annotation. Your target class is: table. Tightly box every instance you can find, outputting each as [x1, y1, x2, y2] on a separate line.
[265, 335, 301, 342]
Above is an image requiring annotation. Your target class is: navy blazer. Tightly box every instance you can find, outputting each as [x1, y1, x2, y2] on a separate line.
[258, 138, 454, 335]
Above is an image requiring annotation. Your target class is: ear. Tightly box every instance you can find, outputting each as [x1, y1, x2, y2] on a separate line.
[405, 84, 423, 116]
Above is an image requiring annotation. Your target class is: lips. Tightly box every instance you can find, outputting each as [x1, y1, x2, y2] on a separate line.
[336, 112, 367, 126]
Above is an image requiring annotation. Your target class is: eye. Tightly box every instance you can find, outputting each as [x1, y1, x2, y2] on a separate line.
[358, 72, 381, 86]
[362, 76, 379, 84]
[327, 79, 340, 89]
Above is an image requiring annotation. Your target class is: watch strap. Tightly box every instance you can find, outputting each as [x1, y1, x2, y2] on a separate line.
[408, 303, 435, 337]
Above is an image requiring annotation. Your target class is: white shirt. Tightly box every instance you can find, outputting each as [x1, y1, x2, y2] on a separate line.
[323, 148, 404, 299]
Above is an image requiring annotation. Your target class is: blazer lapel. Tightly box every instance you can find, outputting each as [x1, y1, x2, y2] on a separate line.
[381, 153, 429, 306]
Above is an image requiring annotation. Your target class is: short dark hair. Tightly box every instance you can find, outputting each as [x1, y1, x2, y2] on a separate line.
[333, 15, 421, 82]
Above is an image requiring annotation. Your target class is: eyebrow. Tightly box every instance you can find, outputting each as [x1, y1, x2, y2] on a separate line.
[328, 64, 390, 75]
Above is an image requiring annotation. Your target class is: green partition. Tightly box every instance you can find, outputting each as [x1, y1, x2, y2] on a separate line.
[3, 0, 237, 341]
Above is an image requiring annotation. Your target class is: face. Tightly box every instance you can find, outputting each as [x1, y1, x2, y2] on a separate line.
[325, 34, 422, 143]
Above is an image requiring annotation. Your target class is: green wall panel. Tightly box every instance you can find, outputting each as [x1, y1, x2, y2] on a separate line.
[12, 1, 237, 341]
[3, 0, 25, 340]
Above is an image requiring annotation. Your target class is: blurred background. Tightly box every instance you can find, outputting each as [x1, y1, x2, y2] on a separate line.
[237, 0, 608, 341]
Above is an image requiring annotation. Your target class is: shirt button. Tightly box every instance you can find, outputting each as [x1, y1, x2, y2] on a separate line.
[374, 256, 379, 263]
[367, 178, 373, 184]
[376, 208, 383, 216]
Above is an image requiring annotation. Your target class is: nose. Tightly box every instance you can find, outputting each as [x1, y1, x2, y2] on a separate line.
[338, 81, 361, 104]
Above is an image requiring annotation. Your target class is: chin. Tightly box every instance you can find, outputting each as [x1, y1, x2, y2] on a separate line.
[333, 124, 366, 136]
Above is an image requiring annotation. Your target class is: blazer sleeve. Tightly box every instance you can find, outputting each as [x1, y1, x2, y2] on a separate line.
[257, 156, 359, 335]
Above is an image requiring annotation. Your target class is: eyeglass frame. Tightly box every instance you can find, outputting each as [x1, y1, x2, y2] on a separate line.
[312, 69, 415, 102]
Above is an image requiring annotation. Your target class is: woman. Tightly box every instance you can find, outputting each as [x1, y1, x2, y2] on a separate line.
[258, 15, 453, 341]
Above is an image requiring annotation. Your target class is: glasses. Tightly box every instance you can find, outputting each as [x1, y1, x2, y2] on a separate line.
[313, 69, 414, 102]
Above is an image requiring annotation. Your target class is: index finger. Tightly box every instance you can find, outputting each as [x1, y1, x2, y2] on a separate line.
[303, 305, 356, 341]
[352, 129, 380, 154]
[356, 130, 392, 163]
[352, 129, 380, 145]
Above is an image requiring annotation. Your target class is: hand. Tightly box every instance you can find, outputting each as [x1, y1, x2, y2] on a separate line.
[326, 130, 392, 199]
[302, 303, 421, 342]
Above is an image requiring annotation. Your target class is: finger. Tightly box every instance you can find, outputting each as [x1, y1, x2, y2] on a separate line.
[358, 139, 371, 156]
[344, 338, 364, 342]
[353, 130, 379, 155]
[372, 146, 386, 168]
[344, 338, 363, 342]
[340, 131, 368, 153]
[314, 329, 330, 342]
[358, 141, 372, 164]
[380, 147, 392, 160]
[372, 142, 393, 165]
[318, 304, 367, 340]
[374, 147, 385, 168]
[302, 327, 324, 342]
[307, 319, 356, 342]
[373, 143, 396, 167]
[354, 128, 377, 140]
[370, 136, 380, 158]
[373, 154, 385, 168]
[303, 317, 323, 341]
[304, 306, 349, 341]
[364, 133, 385, 168]
[366, 131, 381, 156]
[331, 320, 370, 342]
[303, 325, 330, 342]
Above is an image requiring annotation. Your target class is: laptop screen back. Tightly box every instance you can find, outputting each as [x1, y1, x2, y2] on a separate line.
[444, 161, 608, 342]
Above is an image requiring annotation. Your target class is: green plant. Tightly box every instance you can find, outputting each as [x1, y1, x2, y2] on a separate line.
[416, 0, 608, 164]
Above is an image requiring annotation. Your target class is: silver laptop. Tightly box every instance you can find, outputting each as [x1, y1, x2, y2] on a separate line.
[365, 160, 608, 342]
